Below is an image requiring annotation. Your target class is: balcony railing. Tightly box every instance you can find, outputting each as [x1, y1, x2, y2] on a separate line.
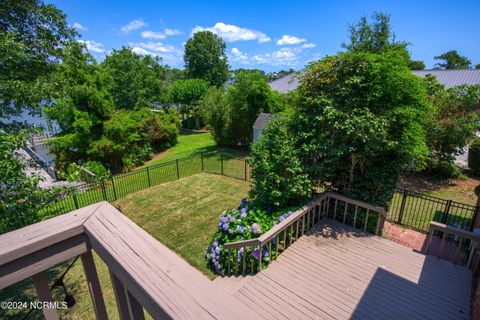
[0, 202, 258, 320]
[222, 192, 388, 275]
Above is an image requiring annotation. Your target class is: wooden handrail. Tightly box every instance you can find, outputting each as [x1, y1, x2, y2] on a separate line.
[0, 202, 259, 320]
[222, 192, 387, 275]
[425, 221, 480, 269]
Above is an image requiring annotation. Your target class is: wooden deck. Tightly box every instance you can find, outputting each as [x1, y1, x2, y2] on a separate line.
[214, 219, 472, 320]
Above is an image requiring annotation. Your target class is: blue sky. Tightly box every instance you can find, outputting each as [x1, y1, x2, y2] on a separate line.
[50, 0, 480, 72]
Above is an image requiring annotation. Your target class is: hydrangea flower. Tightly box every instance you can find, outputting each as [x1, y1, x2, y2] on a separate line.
[251, 223, 262, 235]
[240, 208, 247, 218]
[252, 247, 261, 260]
[222, 223, 228, 231]
[236, 225, 246, 234]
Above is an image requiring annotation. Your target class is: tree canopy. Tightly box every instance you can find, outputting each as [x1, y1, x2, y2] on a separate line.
[168, 78, 209, 116]
[250, 51, 431, 208]
[434, 50, 472, 69]
[342, 12, 425, 70]
[0, 0, 76, 120]
[184, 31, 229, 87]
[102, 47, 169, 109]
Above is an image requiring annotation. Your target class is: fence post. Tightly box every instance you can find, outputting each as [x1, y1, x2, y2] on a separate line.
[176, 159, 180, 179]
[201, 152, 204, 172]
[244, 159, 247, 180]
[220, 154, 224, 175]
[398, 189, 407, 224]
[111, 177, 117, 201]
[100, 179, 107, 201]
[73, 193, 79, 209]
[146, 167, 151, 187]
[442, 200, 452, 224]
[471, 206, 480, 231]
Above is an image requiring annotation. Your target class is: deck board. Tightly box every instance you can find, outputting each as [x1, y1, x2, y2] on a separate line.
[215, 218, 471, 319]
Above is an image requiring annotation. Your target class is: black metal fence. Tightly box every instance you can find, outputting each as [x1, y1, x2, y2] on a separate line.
[0, 152, 250, 234]
[388, 188, 478, 233]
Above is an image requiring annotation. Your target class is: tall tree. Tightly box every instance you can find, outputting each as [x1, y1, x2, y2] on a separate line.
[434, 50, 472, 69]
[168, 79, 209, 120]
[184, 31, 229, 87]
[343, 12, 425, 70]
[342, 12, 407, 54]
[0, 0, 76, 120]
[102, 47, 168, 110]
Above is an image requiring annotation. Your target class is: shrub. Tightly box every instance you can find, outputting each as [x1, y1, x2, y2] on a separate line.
[249, 116, 312, 210]
[206, 198, 293, 274]
[469, 139, 480, 175]
[255, 51, 431, 207]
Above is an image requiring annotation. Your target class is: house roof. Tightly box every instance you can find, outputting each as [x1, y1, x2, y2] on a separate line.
[411, 69, 480, 88]
[269, 69, 480, 93]
[253, 112, 278, 130]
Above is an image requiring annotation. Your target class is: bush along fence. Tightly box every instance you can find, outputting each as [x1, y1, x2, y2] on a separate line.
[2, 151, 478, 235]
[388, 188, 479, 233]
[0, 152, 251, 235]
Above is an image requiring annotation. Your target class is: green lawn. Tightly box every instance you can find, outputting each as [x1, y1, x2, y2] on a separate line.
[143, 132, 249, 167]
[0, 173, 250, 320]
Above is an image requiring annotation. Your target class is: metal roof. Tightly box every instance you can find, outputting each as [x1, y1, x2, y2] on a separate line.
[253, 112, 278, 129]
[269, 69, 480, 93]
[412, 69, 480, 88]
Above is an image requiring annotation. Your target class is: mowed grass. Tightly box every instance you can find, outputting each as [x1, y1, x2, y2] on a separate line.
[0, 173, 250, 320]
[114, 173, 250, 278]
[143, 132, 249, 167]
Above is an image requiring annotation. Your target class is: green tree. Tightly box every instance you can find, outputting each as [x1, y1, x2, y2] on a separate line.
[342, 12, 408, 54]
[198, 87, 229, 143]
[409, 60, 425, 70]
[475, 63, 480, 69]
[249, 116, 312, 209]
[250, 51, 431, 208]
[102, 47, 168, 110]
[168, 79, 209, 120]
[425, 78, 480, 175]
[184, 31, 229, 87]
[0, 130, 63, 232]
[46, 43, 114, 171]
[202, 70, 283, 146]
[434, 50, 471, 69]
[342, 12, 425, 70]
[0, 0, 76, 120]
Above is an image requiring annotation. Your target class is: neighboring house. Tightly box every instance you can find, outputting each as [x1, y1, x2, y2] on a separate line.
[269, 69, 480, 93]
[253, 112, 278, 142]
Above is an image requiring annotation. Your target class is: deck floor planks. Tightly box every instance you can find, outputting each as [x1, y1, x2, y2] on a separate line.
[217, 218, 471, 319]
[297, 233, 471, 302]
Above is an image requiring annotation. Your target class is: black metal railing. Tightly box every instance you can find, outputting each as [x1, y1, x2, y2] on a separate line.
[388, 188, 478, 233]
[0, 152, 249, 234]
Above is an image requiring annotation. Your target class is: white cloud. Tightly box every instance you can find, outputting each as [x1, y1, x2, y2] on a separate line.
[192, 22, 270, 43]
[121, 19, 147, 33]
[248, 48, 302, 66]
[132, 47, 155, 56]
[141, 31, 166, 39]
[72, 22, 88, 31]
[230, 47, 248, 62]
[78, 40, 105, 53]
[129, 41, 183, 66]
[301, 43, 316, 49]
[276, 35, 307, 45]
[164, 28, 183, 36]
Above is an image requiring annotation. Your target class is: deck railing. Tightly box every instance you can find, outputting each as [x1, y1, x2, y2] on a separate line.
[425, 221, 480, 269]
[223, 192, 387, 275]
[0, 202, 258, 320]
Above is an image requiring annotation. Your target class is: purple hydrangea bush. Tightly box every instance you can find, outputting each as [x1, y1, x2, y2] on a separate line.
[206, 198, 294, 275]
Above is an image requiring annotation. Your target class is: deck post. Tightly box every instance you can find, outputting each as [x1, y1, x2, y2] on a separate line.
[110, 270, 145, 320]
[375, 213, 385, 236]
[32, 271, 59, 320]
[81, 250, 108, 320]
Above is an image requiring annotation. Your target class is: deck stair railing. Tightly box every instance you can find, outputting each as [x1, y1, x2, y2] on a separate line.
[222, 192, 387, 276]
[425, 221, 480, 269]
